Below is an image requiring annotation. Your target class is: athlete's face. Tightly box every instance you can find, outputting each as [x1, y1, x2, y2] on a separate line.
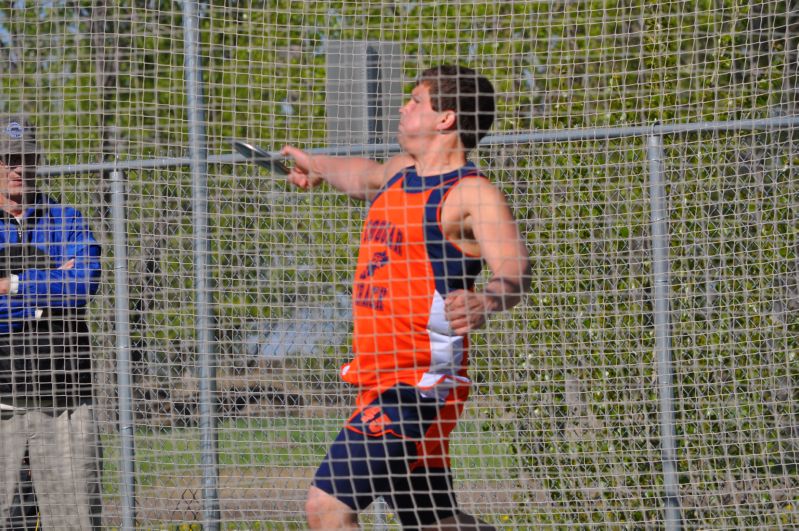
[397, 83, 452, 154]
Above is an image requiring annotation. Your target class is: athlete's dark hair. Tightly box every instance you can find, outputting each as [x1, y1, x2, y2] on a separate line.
[417, 64, 495, 151]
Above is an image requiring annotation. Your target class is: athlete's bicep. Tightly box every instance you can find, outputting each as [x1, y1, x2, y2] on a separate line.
[466, 184, 530, 286]
[324, 157, 384, 200]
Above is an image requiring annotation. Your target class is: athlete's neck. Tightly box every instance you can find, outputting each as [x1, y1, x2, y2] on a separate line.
[411, 147, 468, 177]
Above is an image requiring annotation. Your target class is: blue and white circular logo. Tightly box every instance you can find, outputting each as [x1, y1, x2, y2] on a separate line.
[5, 122, 23, 139]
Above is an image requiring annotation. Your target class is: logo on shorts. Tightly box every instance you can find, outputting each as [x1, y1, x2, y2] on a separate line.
[5, 122, 23, 139]
[361, 406, 393, 436]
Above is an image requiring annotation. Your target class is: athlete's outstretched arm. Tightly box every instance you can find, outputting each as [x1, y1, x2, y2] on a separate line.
[281, 145, 413, 201]
[444, 180, 531, 335]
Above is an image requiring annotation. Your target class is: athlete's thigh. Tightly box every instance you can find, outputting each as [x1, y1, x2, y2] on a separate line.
[390, 467, 459, 528]
[312, 386, 440, 511]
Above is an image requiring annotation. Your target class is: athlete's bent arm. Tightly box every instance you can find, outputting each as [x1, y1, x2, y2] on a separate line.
[444, 180, 531, 336]
[281, 145, 412, 201]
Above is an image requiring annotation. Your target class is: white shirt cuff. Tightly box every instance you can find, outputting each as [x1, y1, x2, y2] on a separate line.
[9, 274, 19, 295]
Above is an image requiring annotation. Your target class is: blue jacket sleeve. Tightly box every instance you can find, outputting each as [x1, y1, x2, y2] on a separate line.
[16, 207, 101, 308]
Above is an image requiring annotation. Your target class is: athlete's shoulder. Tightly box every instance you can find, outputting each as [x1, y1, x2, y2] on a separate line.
[454, 166, 497, 191]
[446, 169, 509, 210]
[381, 153, 415, 182]
[362, 154, 414, 201]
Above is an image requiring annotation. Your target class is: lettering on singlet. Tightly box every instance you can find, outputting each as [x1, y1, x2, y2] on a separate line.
[361, 220, 404, 256]
[359, 251, 389, 280]
[355, 220, 406, 310]
[354, 283, 387, 310]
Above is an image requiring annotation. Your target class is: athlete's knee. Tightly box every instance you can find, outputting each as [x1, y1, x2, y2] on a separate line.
[304, 486, 329, 525]
[306, 486, 357, 529]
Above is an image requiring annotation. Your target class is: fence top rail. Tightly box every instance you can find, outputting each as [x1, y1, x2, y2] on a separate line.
[37, 115, 799, 177]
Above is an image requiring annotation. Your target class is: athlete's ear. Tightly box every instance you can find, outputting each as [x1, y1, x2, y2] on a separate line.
[437, 109, 457, 133]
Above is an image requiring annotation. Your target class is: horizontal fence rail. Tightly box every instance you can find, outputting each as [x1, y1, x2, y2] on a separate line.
[37, 116, 799, 177]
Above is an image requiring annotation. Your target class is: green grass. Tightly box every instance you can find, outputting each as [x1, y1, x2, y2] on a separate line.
[103, 416, 514, 484]
[100, 415, 515, 528]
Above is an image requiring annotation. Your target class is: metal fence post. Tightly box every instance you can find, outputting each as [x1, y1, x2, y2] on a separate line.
[647, 132, 682, 530]
[182, 0, 220, 528]
[110, 169, 136, 530]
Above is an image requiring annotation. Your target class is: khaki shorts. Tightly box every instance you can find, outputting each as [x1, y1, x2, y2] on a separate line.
[0, 403, 102, 530]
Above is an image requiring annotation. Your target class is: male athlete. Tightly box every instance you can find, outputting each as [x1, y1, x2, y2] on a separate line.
[281, 65, 531, 530]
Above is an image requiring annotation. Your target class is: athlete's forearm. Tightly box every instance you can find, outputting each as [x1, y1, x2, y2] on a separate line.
[482, 266, 532, 313]
[307, 155, 382, 200]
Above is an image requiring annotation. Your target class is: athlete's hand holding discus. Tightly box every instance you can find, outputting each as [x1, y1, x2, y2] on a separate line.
[281, 145, 324, 189]
[281, 144, 414, 200]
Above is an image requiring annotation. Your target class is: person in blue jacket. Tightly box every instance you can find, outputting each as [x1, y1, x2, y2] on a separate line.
[0, 114, 102, 530]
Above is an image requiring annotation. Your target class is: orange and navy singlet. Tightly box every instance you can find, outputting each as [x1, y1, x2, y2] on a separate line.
[341, 161, 485, 399]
